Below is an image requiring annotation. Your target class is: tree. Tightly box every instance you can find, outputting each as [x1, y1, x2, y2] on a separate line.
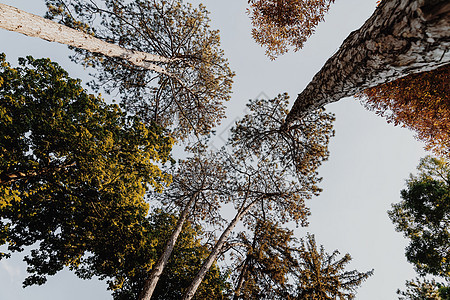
[292, 233, 373, 300]
[0, 1, 234, 140]
[388, 156, 450, 278]
[98, 210, 230, 300]
[181, 93, 335, 300]
[44, 0, 234, 140]
[0, 3, 172, 74]
[0, 54, 172, 284]
[358, 64, 450, 157]
[284, 0, 449, 124]
[231, 220, 297, 299]
[230, 222, 373, 300]
[247, 0, 335, 59]
[397, 278, 449, 300]
[138, 152, 231, 300]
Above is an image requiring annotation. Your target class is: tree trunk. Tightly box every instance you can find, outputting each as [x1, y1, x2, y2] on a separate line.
[182, 201, 258, 300]
[0, 3, 173, 75]
[233, 256, 250, 300]
[285, 0, 450, 124]
[138, 193, 198, 300]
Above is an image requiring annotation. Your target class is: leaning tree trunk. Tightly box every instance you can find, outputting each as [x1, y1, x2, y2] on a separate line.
[138, 193, 198, 300]
[0, 3, 174, 75]
[285, 0, 450, 124]
[182, 200, 258, 300]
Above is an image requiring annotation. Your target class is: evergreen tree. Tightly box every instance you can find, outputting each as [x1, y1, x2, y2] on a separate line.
[389, 156, 450, 278]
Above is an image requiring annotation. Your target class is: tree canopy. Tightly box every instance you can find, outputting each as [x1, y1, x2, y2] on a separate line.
[231, 222, 373, 300]
[358, 64, 450, 157]
[0, 54, 172, 284]
[44, 0, 234, 140]
[397, 278, 449, 300]
[388, 156, 450, 278]
[247, 0, 335, 59]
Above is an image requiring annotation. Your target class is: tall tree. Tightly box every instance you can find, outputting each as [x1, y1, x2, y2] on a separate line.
[0, 3, 172, 74]
[247, 0, 335, 59]
[388, 156, 450, 278]
[138, 152, 231, 300]
[358, 64, 450, 157]
[292, 234, 373, 299]
[230, 222, 373, 300]
[284, 0, 449, 124]
[44, 0, 234, 140]
[97, 210, 230, 300]
[182, 93, 335, 300]
[0, 1, 234, 140]
[0, 54, 172, 284]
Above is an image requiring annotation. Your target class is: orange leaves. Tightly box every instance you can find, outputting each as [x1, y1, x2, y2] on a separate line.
[247, 0, 335, 59]
[358, 64, 450, 157]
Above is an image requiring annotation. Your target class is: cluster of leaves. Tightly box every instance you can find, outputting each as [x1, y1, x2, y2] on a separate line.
[45, 0, 234, 140]
[231, 220, 373, 299]
[247, 0, 335, 59]
[388, 156, 450, 279]
[397, 278, 449, 300]
[0, 54, 171, 285]
[358, 64, 450, 157]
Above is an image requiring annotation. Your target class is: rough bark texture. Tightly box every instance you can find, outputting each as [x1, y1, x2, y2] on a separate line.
[0, 3, 172, 74]
[285, 0, 450, 124]
[182, 201, 258, 300]
[138, 194, 198, 300]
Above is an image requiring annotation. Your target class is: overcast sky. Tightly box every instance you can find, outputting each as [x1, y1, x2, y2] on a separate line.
[0, 0, 429, 299]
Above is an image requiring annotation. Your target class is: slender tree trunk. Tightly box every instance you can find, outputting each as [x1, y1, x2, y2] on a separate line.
[182, 200, 258, 300]
[138, 193, 198, 300]
[233, 256, 250, 300]
[0, 3, 174, 75]
[285, 0, 450, 124]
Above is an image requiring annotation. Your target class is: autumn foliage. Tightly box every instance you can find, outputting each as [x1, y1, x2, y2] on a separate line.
[247, 0, 335, 59]
[358, 64, 450, 157]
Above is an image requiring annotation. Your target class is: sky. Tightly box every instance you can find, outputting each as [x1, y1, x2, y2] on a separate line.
[0, 0, 430, 299]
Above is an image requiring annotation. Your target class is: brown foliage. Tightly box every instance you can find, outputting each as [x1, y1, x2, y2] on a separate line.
[358, 64, 450, 157]
[247, 0, 335, 59]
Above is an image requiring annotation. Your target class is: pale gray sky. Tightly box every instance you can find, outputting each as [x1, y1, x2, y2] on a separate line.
[0, 1, 428, 299]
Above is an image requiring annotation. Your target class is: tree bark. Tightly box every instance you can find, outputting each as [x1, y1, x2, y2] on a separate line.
[285, 0, 450, 124]
[138, 193, 198, 300]
[0, 3, 173, 75]
[182, 200, 258, 300]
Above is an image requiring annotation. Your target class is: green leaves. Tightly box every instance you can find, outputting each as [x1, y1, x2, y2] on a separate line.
[388, 156, 450, 278]
[0, 54, 173, 286]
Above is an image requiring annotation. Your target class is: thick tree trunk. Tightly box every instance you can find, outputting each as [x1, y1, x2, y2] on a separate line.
[138, 193, 198, 300]
[182, 201, 258, 300]
[0, 3, 173, 75]
[285, 0, 450, 124]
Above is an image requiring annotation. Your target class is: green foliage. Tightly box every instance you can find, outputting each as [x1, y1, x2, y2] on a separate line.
[232, 220, 298, 299]
[0, 54, 173, 284]
[102, 211, 230, 300]
[292, 233, 373, 300]
[389, 156, 450, 278]
[45, 0, 234, 140]
[232, 222, 373, 300]
[397, 278, 449, 300]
